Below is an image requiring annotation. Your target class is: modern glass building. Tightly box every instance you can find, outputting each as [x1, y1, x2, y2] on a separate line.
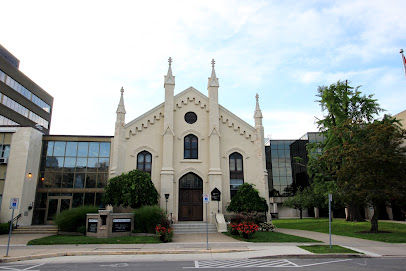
[266, 132, 324, 197]
[0, 44, 53, 134]
[32, 136, 112, 225]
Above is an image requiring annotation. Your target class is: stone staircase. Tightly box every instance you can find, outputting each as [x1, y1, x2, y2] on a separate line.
[172, 222, 217, 234]
[12, 225, 58, 234]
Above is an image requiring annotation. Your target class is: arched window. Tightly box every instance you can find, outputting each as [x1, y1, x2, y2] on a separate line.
[229, 152, 244, 198]
[137, 151, 152, 174]
[184, 134, 198, 159]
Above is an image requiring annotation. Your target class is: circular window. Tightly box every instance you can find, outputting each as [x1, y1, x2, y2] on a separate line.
[184, 112, 197, 124]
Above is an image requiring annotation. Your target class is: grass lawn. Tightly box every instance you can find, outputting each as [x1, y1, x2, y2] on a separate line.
[223, 231, 320, 243]
[299, 245, 361, 254]
[273, 218, 406, 243]
[27, 235, 160, 245]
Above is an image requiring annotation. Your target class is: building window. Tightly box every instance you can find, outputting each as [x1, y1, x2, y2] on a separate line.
[184, 134, 198, 159]
[184, 112, 197, 124]
[229, 152, 244, 198]
[0, 145, 10, 158]
[137, 151, 152, 174]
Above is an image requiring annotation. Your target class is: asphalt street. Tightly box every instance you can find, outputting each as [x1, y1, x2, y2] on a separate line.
[1, 257, 406, 271]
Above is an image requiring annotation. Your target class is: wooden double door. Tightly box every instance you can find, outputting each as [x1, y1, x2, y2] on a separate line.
[178, 173, 203, 221]
[179, 189, 203, 221]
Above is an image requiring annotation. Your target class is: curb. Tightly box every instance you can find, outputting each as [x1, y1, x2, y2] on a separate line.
[0, 249, 250, 263]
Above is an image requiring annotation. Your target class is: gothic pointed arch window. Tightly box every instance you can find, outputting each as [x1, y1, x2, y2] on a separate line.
[184, 134, 198, 159]
[229, 152, 244, 198]
[137, 151, 152, 174]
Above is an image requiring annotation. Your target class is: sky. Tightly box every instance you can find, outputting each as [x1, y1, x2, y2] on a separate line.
[1, 0, 405, 139]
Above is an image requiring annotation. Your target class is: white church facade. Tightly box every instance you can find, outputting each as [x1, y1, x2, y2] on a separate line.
[109, 58, 270, 223]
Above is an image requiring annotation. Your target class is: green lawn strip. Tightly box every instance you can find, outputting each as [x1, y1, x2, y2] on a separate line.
[273, 218, 406, 243]
[27, 235, 160, 245]
[223, 231, 321, 243]
[299, 245, 362, 254]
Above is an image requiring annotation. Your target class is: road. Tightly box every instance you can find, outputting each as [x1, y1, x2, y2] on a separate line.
[1, 257, 406, 271]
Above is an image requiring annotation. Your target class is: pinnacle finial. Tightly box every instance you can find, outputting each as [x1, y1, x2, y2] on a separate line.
[120, 87, 124, 94]
[256, 93, 259, 102]
[168, 57, 172, 66]
[211, 59, 215, 68]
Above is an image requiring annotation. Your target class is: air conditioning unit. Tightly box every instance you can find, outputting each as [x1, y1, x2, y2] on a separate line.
[0, 157, 8, 164]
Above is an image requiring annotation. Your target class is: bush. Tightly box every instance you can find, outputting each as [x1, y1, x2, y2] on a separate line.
[0, 222, 10, 234]
[54, 206, 98, 233]
[226, 183, 268, 213]
[133, 205, 166, 234]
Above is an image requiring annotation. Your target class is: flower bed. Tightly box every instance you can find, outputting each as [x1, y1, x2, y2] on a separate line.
[155, 224, 173, 242]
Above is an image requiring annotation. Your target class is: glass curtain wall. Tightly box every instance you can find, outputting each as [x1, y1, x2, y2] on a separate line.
[32, 140, 110, 225]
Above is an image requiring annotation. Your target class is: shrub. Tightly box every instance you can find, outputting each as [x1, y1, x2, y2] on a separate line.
[155, 224, 173, 242]
[54, 205, 98, 233]
[226, 183, 268, 213]
[259, 222, 276, 232]
[133, 205, 166, 233]
[228, 222, 239, 235]
[103, 170, 159, 209]
[0, 222, 10, 234]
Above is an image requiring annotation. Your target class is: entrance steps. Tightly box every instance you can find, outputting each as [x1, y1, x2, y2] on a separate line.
[12, 225, 58, 234]
[172, 222, 217, 234]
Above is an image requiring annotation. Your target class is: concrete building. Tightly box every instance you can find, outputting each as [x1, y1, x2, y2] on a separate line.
[0, 44, 53, 134]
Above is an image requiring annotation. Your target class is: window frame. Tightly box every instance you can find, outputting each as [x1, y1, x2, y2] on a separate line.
[229, 152, 244, 198]
[184, 134, 198, 159]
[137, 150, 152, 174]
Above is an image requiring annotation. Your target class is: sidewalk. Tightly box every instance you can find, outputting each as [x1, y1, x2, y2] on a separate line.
[1, 229, 406, 263]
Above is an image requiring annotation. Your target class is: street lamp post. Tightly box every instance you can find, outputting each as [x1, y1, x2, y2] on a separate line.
[165, 194, 169, 214]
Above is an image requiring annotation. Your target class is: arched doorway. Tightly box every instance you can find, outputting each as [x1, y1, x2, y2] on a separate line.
[179, 173, 203, 221]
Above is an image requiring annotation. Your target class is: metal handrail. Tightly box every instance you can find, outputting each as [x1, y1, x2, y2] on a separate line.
[8, 213, 22, 229]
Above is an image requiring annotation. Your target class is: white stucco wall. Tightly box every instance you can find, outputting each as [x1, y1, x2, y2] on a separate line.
[0, 127, 42, 225]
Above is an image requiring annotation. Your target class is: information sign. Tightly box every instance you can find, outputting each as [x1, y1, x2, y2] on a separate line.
[112, 218, 131, 232]
[211, 188, 221, 201]
[9, 198, 19, 209]
[88, 219, 98, 233]
[203, 193, 209, 203]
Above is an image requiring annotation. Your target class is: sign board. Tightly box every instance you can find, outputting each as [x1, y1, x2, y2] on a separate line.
[88, 219, 98, 233]
[211, 188, 221, 201]
[203, 193, 209, 203]
[112, 218, 131, 232]
[329, 193, 333, 202]
[9, 198, 19, 209]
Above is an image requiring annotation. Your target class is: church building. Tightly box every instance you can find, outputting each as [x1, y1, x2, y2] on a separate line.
[109, 58, 270, 223]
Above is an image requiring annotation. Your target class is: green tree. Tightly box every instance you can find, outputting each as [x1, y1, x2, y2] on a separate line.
[283, 187, 315, 219]
[308, 80, 384, 221]
[320, 116, 406, 232]
[103, 170, 159, 208]
[226, 183, 268, 213]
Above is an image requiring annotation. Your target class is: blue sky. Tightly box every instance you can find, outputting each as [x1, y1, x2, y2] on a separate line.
[1, 0, 405, 139]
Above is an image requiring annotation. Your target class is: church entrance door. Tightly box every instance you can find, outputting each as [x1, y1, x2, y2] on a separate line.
[179, 173, 203, 221]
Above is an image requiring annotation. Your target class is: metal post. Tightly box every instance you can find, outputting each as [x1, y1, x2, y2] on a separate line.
[6, 208, 14, 257]
[206, 203, 208, 250]
[329, 193, 332, 249]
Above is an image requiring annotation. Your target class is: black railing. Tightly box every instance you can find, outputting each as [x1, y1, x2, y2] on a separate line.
[8, 213, 22, 229]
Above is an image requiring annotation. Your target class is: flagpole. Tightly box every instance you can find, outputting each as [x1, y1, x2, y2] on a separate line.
[401, 49, 406, 79]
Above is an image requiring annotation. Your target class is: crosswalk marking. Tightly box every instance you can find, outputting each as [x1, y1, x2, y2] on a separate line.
[0, 263, 45, 271]
[188, 259, 299, 268]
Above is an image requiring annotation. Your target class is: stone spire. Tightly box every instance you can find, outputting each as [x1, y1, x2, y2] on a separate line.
[254, 93, 263, 119]
[164, 57, 175, 86]
[207, 59, 219, 88]
[116, 87, 126, 114]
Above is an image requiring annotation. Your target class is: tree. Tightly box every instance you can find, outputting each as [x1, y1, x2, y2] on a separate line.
[226, 183, 268, 213]
[308, 80, 384, 221]
[283, 188, 315, 219]
[320, 116, 406, 232]
[103, 170, 159, 208]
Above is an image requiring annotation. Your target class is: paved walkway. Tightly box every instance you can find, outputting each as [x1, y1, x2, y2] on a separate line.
[0, 228, 406, 263]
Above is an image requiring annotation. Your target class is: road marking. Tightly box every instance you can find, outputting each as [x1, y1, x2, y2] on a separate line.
[186, 259, 353, 268]
[185, 259, 299, 268]
[300, 259, 352, 267]
[99, 263, 129, 267]
[0, 263, 45, 271]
